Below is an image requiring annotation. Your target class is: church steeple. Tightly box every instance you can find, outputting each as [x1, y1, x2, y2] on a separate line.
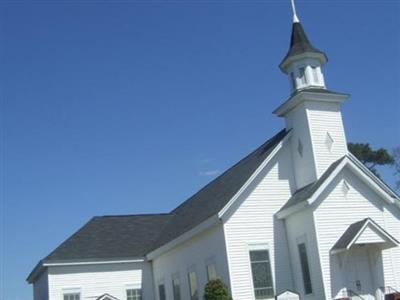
[274, 1, 349, 189]
[280, 1, 328, 92]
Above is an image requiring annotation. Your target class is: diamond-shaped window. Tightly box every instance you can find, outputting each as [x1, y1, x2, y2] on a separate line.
[325, 132, 334, 152]
[342, 180, 350, 198]
[297, 139, 303, 157]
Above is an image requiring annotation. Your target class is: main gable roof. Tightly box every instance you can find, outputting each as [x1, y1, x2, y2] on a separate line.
[28, 129, 288, 282]
[44, 214, 173, 262]
[152, 129, 288, 250]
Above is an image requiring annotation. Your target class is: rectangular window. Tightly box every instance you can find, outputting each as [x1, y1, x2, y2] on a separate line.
[206, 263, 218, 281]
[298, 243, 313, 294]
[311, 66, 319, 83]
[299, 67, 307, 85]
[172, 276, 181, 300]
[158, 283, 166, 300]
[64, 294, 80, 300]
[290, 72, 296, 90]
[127, 288, 142, 300]
[249, 249, 274, 299]
[188, 270, 199, 300]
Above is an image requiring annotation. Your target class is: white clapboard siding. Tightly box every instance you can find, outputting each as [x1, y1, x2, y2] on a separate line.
[151, 225, 230, 300]
[313, 167, 399, 299]
[355, 225, 386, 244]
[285, 102, 317, 189]
[34, 270, 49, 300]
[383, 206, 400, 288]
[285, 208, 326, 300]
[223, 146, 295, 299]
[306, 101, 347, 179]
[48, 262, 154, 300]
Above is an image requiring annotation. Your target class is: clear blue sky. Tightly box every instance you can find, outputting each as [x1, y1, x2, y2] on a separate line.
[1, 1, 399, 299]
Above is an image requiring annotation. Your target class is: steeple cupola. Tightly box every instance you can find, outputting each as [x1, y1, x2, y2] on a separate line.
[280, 1, 328, 92]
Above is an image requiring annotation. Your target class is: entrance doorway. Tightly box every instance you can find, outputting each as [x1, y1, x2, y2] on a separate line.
[345, 245, 375, 300]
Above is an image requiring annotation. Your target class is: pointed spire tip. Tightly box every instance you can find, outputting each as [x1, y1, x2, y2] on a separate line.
[291, 0, 300, 23]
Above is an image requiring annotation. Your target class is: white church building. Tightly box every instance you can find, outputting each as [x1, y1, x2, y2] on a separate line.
[27, 4, 400, 300]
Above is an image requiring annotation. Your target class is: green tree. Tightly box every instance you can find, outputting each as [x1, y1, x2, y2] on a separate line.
[348, 142, 394, 177]
[204, 279, 232, 300]
[393, 146, 400, 191]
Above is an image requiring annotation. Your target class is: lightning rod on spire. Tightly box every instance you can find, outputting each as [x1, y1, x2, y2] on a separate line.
[291, 0, 300, 23]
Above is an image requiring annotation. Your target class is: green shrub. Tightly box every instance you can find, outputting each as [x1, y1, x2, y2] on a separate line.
[204, 279, 232, 300]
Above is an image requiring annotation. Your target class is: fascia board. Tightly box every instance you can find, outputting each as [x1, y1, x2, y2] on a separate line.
[307, 158, 348, 205]
[276, 200, 309, 219]
[218, 132, 291, 221]
[278, 157, 347, 219]
[42, 258, 144, 267]
[273, 91, 349, 117]
[346, 220, 399, 251]
[308, 157, 395, 206]
[346, 162, 395, 204]
[345, 221, 370, 251]
[347, 152, 400, 201]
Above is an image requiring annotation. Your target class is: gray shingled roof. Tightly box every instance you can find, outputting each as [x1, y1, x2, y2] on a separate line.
[331, 218, 400, 252]
[280, 22, 327, 70]
[43, 214, 173, 262]
[331, 218, 369, 251]
[28, 129, 288, 282]
[152, 129, 288, 250]
[279, 156, 346, 212]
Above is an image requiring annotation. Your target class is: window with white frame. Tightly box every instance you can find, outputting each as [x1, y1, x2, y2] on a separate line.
[249, 248, 274, 299]
[127, 288, 142, 300]
[63, 293, 80, 300]
[187, 269, 199, 300]
[206, 263, 218, 281]
[172, 274, 181, 300]
[298, 242, 313, 294]
[206, 257, 218, 281]
[158, 281, 166, 300]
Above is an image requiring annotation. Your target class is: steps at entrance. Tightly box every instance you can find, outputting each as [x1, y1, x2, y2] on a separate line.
[385, 293, 400, 300]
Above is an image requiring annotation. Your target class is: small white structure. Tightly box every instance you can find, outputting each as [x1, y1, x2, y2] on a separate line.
[276, 290, 300, 300]
[27, 4, 400, 300]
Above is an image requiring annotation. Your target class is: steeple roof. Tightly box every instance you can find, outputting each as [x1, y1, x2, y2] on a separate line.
[279, 21, 327, 71]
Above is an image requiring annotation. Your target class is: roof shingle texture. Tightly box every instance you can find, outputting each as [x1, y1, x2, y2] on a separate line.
[280, 22, 327, 67]
[44, 129, 288, 262]
[44, 214, 173, 262]
[279, 156, 345, 212]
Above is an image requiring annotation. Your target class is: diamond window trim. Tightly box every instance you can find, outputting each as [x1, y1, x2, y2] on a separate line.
[342, 180, 350, 198]
[325, 132, 334, 152]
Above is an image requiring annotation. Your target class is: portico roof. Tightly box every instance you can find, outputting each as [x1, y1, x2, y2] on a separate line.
[331, 218, 399, 254]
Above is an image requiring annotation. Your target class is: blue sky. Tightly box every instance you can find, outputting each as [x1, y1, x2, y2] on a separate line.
[1, 1, 399, 299]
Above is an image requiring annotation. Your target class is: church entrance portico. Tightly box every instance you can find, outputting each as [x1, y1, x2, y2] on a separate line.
[330, 218, 399, 300]
[344, 245, 379, 300]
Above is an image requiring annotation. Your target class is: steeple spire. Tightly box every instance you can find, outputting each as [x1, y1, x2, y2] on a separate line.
[279, 1, 328, 91]
[291, 0, 300, 23]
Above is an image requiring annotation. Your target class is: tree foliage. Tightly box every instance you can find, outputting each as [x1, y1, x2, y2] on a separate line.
[393, 146, 400, 191]
[348, 142, 394, 177]
[204, 279, 232, 300]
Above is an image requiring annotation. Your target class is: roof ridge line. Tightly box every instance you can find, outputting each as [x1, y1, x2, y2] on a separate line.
[97, 213, 172, 218]
[170, 129, 287, 214]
